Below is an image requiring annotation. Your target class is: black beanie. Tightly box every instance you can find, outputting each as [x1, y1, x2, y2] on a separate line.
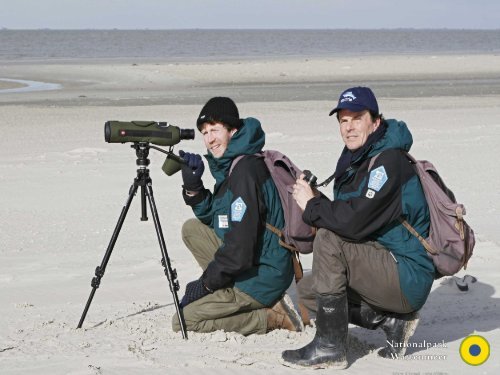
[196, 97, 243, 131]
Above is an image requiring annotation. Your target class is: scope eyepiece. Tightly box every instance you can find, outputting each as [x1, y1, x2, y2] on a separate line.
[180, 129, 195, 140]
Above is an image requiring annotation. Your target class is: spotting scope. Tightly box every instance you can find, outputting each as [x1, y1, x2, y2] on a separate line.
[105, 121, 195, 146]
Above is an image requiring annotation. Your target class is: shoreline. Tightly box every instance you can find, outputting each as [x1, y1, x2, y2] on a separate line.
[0, 78, 62, 93]
[1, 49, 499, 65]
[1, 54, 500, 106]
[0, 80, 26, 90]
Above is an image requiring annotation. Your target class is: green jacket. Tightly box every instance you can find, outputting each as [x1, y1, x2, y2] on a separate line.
[303, 119, 435, 310]
[184, 118, 293, 306]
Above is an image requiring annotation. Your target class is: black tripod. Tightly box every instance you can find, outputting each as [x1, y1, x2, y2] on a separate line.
[77, 142, 187, 339]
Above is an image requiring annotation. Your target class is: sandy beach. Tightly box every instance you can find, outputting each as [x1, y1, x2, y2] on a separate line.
[1, 54, 499, 374]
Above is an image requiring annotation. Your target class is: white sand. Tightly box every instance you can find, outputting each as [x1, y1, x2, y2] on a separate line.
[1, 55, 499, 374]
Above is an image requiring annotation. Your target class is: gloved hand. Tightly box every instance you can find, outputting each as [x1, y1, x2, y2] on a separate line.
[179, 150, 205, 192]
[180, 278, 212, 307]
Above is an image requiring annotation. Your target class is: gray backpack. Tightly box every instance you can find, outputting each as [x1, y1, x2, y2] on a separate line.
[371, 152, 476, 277]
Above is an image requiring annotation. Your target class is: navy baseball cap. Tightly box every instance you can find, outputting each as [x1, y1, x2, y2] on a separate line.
[329, 87, 379, 116]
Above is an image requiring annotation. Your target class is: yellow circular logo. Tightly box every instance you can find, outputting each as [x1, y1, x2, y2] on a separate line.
[459, 335, 490, 366]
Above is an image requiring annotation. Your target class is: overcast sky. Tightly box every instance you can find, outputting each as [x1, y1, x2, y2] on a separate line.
[1, 0, 499, 29]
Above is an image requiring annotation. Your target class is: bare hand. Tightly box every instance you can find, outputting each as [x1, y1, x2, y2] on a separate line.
[292, 174, 316, 211]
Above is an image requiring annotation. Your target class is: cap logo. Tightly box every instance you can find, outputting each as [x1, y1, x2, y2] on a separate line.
[340, 91, 356, 103]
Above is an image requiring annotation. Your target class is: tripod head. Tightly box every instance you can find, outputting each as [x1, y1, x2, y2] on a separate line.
[129, 142, 186, 175]
[132, 142, 151, 168]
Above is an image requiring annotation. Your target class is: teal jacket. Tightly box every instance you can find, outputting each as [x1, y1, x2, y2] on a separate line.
[303, 119, 435, 310]
[184, 118, 294, 306]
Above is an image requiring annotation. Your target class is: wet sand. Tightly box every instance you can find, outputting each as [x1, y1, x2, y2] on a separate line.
[0, 79, 26, 90]
[1, 54, 500, 106]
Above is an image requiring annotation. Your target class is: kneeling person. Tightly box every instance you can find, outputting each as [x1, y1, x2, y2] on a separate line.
[172, 97, 302, 335]
[283, 87, 435, 368]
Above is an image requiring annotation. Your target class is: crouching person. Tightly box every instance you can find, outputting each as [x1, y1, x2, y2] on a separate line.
[172, 97, 303, 335]
[283, 87, 435, 368]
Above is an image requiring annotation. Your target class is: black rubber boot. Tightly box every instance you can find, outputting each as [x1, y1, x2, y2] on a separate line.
[378, 311, 419, 358]
[348, 302, 419, 358]
[281, 294, 348, 369]
[348, 302, 385, 330]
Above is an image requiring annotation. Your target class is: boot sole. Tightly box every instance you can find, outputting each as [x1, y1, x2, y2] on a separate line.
[280, 356, 348, 370]
[280, 294, 305, 332]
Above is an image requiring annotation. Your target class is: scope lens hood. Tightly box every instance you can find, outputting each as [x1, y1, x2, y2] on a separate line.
[104, 121, 111, 142]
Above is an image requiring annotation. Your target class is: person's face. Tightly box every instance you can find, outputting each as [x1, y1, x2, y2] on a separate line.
[201, 122, 236, 158]
[338, 109, 380, 151]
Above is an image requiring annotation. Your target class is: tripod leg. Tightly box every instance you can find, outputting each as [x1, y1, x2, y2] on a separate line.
[77, 183, 139, 328]
[140, 184, 148, 221]
[145, 182, 188, 339]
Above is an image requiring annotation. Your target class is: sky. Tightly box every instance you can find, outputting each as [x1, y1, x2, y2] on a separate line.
[1, 0, 499, 30]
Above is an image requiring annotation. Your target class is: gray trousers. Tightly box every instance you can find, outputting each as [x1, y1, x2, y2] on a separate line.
[171, 218, 268, 335]
[297, 229, 413, 314]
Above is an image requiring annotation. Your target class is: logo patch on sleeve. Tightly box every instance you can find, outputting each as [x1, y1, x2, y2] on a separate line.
[368, 166, 388, 192]
[231, 197, 247, 222]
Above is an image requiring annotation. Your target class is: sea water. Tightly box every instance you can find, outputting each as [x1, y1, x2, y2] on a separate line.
[1, 29, 499, 62]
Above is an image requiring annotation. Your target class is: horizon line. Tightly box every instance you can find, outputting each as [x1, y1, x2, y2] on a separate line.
[2, 27, 500, 31]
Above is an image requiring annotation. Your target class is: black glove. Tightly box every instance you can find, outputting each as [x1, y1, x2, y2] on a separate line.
[180, 278, 212, 308]
[179, 150, 205, 192]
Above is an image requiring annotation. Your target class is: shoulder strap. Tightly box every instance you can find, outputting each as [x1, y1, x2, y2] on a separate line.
[401, 150, 417, 164]
[368, 153, 381, 171]
[399, 218, 438, 255]
[315, 172, 335, 188]
[229, 153, 263, 175]
[229, 154, 247, 175]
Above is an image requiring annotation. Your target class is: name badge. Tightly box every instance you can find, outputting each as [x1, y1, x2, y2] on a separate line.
[218, 215, 228, 228]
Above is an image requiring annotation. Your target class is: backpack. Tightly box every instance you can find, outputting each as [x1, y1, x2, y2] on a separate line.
[230, 150, 317, 281]
[371, 151, 475, 278]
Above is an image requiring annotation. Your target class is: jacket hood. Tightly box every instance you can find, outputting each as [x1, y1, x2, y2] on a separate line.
[205, 117, 265, 187]
[368, 119, 413, 157]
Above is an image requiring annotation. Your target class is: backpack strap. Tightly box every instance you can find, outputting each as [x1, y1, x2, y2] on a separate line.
[266, 222, 304, 282]
[229, 154, 252, 174]
[367, 153, 381, 171]
[290, 251, 304, 282]
[399, 218, 438, 255]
